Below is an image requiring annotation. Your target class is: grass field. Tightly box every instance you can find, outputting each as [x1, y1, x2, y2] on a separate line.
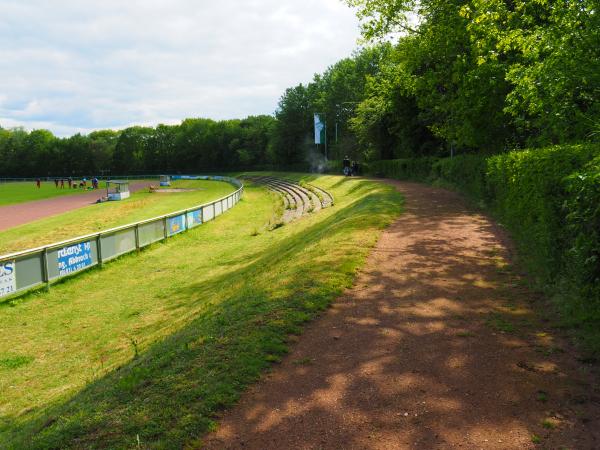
[0, 179, 235, 255]
[0, 174, 403, 449]
[0, 180, 115, 206]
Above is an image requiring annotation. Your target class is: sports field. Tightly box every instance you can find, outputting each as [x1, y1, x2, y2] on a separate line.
[0, 180, 106, 206]
[0, 179, 235, 255]
[0, 174, 402, 449]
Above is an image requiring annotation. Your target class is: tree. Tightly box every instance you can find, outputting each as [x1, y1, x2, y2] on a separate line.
[271, 85, 313, 165]
[113, 127, 153, 174]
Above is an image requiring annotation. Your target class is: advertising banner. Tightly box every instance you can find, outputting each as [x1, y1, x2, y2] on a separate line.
[58, 242, 92, 276]
[168, 215, 186, 235]
[171, 175, 209, 180]
[0, 260, 16, 298]
[186, 210, 202, 229]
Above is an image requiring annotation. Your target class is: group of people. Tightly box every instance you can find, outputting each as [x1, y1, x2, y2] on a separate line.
[35, 177, 100, 189]
[342, 156, 360, 177]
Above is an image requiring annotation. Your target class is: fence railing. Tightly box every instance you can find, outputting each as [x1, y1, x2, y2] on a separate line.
[0, 175, 243, 301]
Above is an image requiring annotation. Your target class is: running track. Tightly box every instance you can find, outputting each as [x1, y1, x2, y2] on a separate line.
[0, 182, 153, 233]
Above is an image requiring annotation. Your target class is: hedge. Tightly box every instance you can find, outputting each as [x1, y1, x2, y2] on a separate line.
[369, 157, 439, 181]
[486, 145, 599, 284]
[432, 155, 488, 200]
[368, 144, 600, 352]
[563, 155, 600, 329]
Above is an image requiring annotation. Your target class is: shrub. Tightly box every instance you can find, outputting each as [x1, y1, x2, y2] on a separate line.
[369, 157, 438, 180]
[563, 155, 600, 316]
[431, 155, 488, 201]
[486, 145, 599, 284]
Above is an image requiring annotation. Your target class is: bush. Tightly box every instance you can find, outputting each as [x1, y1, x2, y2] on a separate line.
[563, 155, 600, 318]
[369, 157, 438, 180]
[431, 155, 488, 201]
[486, 145, 599, 284]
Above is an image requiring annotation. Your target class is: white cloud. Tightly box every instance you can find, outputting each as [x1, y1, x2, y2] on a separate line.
[0, 0, 361, 136]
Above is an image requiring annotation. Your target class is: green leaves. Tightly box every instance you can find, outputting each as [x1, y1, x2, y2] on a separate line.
[344, 0, 600, 153]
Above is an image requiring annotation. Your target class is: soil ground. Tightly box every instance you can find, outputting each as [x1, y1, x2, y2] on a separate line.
[0, 182, 152, 232]
[202, 180, 600, 450]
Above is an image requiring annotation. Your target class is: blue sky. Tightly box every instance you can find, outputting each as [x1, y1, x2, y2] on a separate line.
[0, 0, 361, 136]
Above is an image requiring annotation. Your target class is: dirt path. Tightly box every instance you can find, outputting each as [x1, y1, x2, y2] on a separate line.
[202, 181, 600, 450]
[0, 182, 153, 232]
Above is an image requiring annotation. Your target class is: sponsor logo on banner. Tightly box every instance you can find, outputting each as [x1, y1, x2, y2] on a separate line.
[58, 242, 93, 276]
[168, 215, 186, 235]
[186, 210, 202, 228]
[0, 260, 16, 297]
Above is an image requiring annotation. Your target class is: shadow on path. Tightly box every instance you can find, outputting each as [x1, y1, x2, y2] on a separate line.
[202, 181, 600, 450]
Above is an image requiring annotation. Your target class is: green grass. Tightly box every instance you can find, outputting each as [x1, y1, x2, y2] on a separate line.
[0, 180, 235, 255]
[0, 173, 403, 449]
[485, 312, 516, 333]
[0, 180, 117, 206]
[536, 390, 548, 402]
[0, 355, 35, 371]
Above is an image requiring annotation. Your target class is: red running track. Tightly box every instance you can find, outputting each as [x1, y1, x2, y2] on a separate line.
[0, 182, 154, 233]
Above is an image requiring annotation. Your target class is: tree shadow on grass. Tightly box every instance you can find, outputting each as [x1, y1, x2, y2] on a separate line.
[1, 180, 403, 449]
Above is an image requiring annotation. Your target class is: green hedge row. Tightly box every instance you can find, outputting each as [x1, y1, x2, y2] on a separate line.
[563, 155, 600, 325]
[370, 144, 600, 351]
[369, 157, 438, 181]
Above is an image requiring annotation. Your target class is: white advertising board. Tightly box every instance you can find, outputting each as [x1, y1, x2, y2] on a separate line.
[0, 260, 16, 298]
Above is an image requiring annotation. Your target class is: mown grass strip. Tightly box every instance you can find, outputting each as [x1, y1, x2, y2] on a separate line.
[0, 174, 403, 449]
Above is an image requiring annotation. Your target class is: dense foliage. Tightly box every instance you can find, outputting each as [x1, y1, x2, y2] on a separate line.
[0, 116, 276, 177]
[345, 0, 599, 155]
[2, 1, 597, 176]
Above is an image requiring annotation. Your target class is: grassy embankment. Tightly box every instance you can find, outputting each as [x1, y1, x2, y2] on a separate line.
[0, 174, 403, 449]
[0, 180, 235, 255]
[0, 181, 113, 206]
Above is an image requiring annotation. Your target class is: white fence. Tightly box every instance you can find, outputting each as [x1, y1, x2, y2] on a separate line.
[0, 176, 243, 301]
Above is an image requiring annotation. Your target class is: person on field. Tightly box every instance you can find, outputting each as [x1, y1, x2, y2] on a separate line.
[68, 177, 72, 188]
[343, 155, 351, 176]
[36, 178, 41, 188]
[60, 178, 65, 188]
[54, 179, 59, 188]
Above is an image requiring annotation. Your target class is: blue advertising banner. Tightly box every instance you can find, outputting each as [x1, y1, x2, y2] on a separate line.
[186, 210, 202, 229]
[58, 242, 92, 276]
[168, 215, 186, 235]
[171, 175, 209, 181]
[0, 260, 16, 298]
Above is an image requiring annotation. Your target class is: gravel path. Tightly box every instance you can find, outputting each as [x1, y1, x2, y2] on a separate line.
[0, 182, 153, 232]
[202, 180, 599, 450]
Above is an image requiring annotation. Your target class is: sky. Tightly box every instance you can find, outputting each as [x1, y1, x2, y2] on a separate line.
[0, 0, 361, 137]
